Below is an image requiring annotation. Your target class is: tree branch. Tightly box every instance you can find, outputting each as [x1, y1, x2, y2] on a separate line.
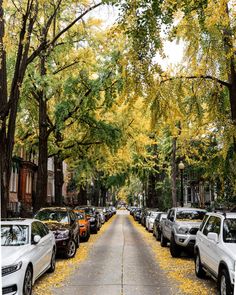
[161, 75, 231, 88]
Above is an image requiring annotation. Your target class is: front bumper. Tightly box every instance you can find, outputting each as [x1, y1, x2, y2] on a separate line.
[2, 263, 27, 295]
[55, 238, 70, 253]
[174, 233, 196, 249]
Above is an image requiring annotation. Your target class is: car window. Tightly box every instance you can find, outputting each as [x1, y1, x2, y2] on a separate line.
[31, 221, 41, 241]
[1, 225, 29, 246]
[223, 218, 236, 243]
[203, 216, 221, 236]
[176, 210, 206, 221]
[35, 210, 69, 223]
[36, 221, 49, 237]
[167, 210, 174, 220]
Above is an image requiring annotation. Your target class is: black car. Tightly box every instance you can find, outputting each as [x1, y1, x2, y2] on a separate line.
[74, 206, 100, 234]
[34, 207, 80, 258]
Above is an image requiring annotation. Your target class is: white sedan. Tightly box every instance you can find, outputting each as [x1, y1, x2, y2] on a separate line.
[1, 218, 56, 295]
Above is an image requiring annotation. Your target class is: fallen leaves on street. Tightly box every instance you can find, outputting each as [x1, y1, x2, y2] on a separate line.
[33, 216, 116, 295]
[130, 216, 217, 295]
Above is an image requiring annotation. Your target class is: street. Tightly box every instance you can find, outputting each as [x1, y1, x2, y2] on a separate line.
[50, 211, 181, 295]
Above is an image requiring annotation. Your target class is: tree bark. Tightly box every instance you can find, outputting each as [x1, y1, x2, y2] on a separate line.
[54, 154, 64, 206]
[171, 137, 177, 207]
[34, 53, 48, 211]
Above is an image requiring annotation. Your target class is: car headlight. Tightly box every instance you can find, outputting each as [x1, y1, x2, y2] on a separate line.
[90, 217, 95, 222]
[2, 261, 22, 276]
[56, 229, 70, 239]
[177, 227, 189, 234]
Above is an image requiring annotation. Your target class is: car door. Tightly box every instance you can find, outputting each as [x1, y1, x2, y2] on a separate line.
[36, 222, 53, 269]
[31, 221, 46, 278]
[204, 217, 221, 274]
[200, 216, 219, 271]
[165, 210, 175, 240]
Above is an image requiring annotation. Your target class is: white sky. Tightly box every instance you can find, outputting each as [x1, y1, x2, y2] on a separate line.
[90, 5, 184, 70]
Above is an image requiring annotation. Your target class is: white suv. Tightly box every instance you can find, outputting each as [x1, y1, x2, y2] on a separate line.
[195, 212, 236, 295]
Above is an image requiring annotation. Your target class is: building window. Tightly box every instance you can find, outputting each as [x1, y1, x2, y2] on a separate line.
[10, 168, 17, 193]
[26, 172, 32, 194]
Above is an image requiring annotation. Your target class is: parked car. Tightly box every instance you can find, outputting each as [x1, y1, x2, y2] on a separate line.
[161, 207, 206, 257]
[34, 207, 80, 258]
[134, 209, 142, 222]
[1, 218, 56, 295]
[96, 208, 106, 224]
[194, 211, 236, 295]
[73, 209, 90, 242]
[146, 211, 161, 232]
[75, 206, 100, 234]
[153, 213, 167, 240]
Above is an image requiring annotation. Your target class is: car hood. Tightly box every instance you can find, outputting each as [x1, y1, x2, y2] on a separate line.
[2, 245, 29, 266]
[79, 220, 86, 226]
[43, 221, 70, 231]
[175, 221, 202, 228]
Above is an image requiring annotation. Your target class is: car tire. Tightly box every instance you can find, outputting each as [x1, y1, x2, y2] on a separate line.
[218, 268, 233, 295]
[195, 251, 206, 278]
[65, 239, 77, 259]
[170, 235, 181, 258]
[160, 232, 168, 247]
[23, 265, 33, 295]
[48, 248, 56, 273]
[84, 230, 90, 242]
[93, 227, 98, 234]
[156, 230, 161, 241]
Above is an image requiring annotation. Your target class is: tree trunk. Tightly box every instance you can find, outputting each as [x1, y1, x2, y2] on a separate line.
[54, 154, 64, 206]
[34, 54, 48, 212]
[171, 137, 177, 207]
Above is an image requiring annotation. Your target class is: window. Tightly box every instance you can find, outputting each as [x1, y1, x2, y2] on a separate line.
[1, 225, 29, 246]
[10, 167, 18, 193]
[203, 216, 221, 236]
[223, 218, 236, 243]
[26, 172, 32, 194]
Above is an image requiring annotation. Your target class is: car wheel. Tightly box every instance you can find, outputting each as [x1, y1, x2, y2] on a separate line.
[84, 230, 90, 242]
[218, 268, 233, 295]
[160, 233, 168, 247]
[93, 227, 98, 234]
[156, 230, 161, 241]
[23, 265, 33, 295]
[48, 248, 56, 273]
[195, 251, 206, 278]
[170, 235, 181, 258]
[65, 239, 77, 258]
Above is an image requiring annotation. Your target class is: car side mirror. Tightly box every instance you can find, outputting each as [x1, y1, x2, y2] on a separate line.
[207, 232, 219, 243]
[169, 216, 174, 222]
[33, 235, 41, 244]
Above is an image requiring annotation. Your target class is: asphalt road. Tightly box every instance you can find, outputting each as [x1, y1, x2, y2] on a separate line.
[52, 211, 177, 295]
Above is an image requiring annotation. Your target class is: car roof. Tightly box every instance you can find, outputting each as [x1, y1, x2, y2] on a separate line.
[174, 207, 207, 211]
[1, 218, 42, 225]
[37, 207, 69, 211]
[206, 212, 236, 218]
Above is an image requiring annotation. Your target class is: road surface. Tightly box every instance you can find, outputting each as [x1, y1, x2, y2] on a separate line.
[52, 211, 177, 295]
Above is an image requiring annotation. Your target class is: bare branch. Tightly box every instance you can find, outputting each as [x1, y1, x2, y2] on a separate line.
[161, 75, 231, 88]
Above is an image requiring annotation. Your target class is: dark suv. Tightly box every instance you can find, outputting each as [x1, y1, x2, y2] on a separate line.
[34, 207, 80, 258]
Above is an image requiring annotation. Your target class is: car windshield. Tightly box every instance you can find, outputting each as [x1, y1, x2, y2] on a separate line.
[35, 210, 69, 223]
[1, 225, 29, 246]
[176, 210, 205, 221]
[223, 218, 236, 243]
